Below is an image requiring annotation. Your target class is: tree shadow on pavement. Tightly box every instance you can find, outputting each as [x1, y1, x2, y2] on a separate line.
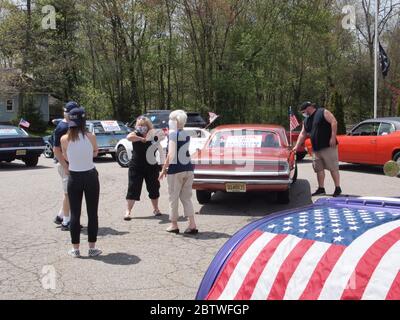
[85, 253, 141, 265]
[132, 215, 188, 225]
[180, 231, 231, 240]
[81, 227, 129, 237]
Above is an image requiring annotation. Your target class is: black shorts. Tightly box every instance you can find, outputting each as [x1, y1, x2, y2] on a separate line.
[126, 166, 160, 201]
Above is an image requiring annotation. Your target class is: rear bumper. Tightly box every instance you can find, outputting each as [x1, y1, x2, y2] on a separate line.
[0, 147, 45, 161]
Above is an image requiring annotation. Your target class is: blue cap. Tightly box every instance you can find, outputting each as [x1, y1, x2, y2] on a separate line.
[64, 101, 79, 114]
[68, 107, 86, 128]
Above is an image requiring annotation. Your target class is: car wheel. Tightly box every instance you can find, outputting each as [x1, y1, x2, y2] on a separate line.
[43, 142, 54, 158]
[393, 151, 400, 177]
[291, 164, 298, 184]
[296, 152, 306, 161]
[277, 189, 290, 204]
[24, 156, 39, 167]
[196, 190, 212, 204]
[116, 146, 130, 168]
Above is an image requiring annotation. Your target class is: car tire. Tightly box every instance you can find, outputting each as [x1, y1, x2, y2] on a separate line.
[116, 146, 130, 168]
[291, 164, 298, 184]
[196, 190, 212, 204]
[277, 189, 290, 204]
[43, 142, 54, 158]
[393, 151, 400, 176]
[24, 156, 39, 167]
[296, 152, 306, 161]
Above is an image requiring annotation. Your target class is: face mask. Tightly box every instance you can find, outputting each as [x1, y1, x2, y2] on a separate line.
[136, 126, 148, 135]
[302, 112, 308, 118]
[168, 119, 177, 132]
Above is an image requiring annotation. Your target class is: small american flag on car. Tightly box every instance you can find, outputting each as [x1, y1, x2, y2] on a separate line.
[289, 107, 299, 131]
[200, 198, 400, 300]
[19, 118, 30, 128]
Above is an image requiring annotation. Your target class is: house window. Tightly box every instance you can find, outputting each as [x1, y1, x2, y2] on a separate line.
[6, 100, 14, 112]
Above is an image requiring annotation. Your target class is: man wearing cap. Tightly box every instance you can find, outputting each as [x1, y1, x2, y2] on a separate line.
[293, 101, 342, 197]
[52, 101, 79, 230]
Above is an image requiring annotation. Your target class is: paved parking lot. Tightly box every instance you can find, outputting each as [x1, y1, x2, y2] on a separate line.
[0, 155, 399, 299]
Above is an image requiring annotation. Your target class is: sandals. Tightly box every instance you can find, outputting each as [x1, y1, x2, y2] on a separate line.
[166, 226, 179, 234]
[124, 213, 132, 221]
[184, 228, 199, 235]
[153, 210, 162, 217]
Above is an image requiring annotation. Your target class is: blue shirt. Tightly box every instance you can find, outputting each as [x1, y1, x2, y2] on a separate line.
[167, 130, 194, 174]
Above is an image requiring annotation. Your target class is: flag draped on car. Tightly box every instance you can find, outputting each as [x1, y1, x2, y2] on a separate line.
[379, 42, 390, 78]
[203, 198, 400, 300]
[289, 107, 299, 131]
[19, 118, 30, 128]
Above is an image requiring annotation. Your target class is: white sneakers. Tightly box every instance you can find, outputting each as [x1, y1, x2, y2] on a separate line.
[68, 248, 102, 258]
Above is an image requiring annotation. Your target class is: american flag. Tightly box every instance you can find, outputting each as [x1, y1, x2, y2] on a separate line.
[205, 199, 400, 300]
[19, 118, 30, 128]
[209, 112, 219, 124]
[289, 107, 299, 131]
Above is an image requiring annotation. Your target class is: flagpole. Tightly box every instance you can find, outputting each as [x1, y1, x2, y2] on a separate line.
[374, 0, 379, 119]
[289, 106, 292, 146]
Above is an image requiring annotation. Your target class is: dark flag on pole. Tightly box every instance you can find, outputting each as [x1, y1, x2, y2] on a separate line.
[379, 42, 390, 78]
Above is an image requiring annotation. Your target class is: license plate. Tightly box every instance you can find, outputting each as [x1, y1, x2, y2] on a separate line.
[16, 150, 26, 155]
[226, 183, 246, 193]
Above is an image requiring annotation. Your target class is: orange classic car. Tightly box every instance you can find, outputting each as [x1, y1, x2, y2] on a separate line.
[191, 124, 297, 204]
[304, 117, 400, 165]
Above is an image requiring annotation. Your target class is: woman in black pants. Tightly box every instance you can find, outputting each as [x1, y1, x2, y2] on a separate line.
[60, 107, 101, 258]
[124, 116, 163, 220]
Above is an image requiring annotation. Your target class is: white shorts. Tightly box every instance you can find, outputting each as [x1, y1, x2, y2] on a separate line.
[57, 163, 69, 193]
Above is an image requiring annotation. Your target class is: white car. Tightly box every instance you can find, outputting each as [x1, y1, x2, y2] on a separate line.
[115, 127, 211, 168]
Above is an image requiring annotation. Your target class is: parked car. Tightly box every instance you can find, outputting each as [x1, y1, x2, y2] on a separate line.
[304, 117, 400, 166]
[196, 196, 400, 300]
[115, 127, 210, 168]
[0, 125, 45, 167]
[191, 124, 297, 204]
[128, 110, 207, 130]
[43, 120, 131, 160]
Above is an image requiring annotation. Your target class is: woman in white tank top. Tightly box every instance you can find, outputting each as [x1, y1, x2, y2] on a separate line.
[60, 107, 102, 258]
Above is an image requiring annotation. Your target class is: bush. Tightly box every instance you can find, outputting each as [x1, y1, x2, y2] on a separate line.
[15, 97, 48, 133]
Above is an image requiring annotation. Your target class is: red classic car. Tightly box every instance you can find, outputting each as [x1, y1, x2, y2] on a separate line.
[304, 117, 400, 166]
[286, 130, 307, 160]
[192, 124, 297, 204]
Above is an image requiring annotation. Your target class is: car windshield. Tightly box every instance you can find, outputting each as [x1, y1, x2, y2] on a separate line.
[208, 130, 280, 148]
[0, 127, 28, 137]
[92, 122, 130, 135]
[187, 113, 206, 125]
[144, 113, 170, 128]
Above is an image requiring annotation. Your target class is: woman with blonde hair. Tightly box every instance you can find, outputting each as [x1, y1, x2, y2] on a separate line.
[159, 110, 198, 234]
[60, 107, 101, 258]
[124, 116, 163, 220]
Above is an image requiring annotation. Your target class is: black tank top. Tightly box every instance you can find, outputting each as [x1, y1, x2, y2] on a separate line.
[304, 108, 335, 151]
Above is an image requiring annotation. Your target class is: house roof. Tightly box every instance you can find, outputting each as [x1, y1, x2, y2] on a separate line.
[0, 68, 49, 94]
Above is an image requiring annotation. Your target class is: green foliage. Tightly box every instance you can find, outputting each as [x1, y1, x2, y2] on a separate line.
[328, 90, 346, 135]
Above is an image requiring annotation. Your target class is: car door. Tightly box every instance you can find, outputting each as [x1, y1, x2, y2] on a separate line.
[339, 122, 379, 164]
[375, 122, 397, 164]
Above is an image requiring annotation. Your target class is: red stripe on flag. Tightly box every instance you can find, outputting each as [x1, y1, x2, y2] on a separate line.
[299, 245, 345, 300]
[206, 230, 263, 300]
[233, 234, 288, 300]
[267, 239, 315, 300]
[386, 271, 400, 300]
[340, 226, 400, 300]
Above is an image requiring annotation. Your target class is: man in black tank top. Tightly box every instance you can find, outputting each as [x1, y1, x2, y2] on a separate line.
[293, 101, 342, 197]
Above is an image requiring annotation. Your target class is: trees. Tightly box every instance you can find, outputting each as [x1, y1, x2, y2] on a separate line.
[1, 0, 400, 126]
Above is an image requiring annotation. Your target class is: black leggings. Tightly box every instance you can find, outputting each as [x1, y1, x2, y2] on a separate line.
[67, 168, 100, 245]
